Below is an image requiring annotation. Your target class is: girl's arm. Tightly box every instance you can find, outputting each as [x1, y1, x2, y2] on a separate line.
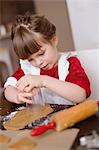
[16, 74, 86, 103]
[4, 85, 34, 104]
[4, 67, 33, 104]
[4, 86, 19, 103]
[43, 75, 86, 103]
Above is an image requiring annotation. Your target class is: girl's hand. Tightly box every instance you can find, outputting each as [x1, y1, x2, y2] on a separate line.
[16, 75, 45, 92]
[17, 91, 35, 104]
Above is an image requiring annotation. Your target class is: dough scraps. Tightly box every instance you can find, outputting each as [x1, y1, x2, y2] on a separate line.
[9, 137, 36, 150]
[0, 134, 11, 144]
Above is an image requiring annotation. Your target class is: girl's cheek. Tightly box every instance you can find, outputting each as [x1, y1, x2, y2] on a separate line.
[30, 61, 36, 66]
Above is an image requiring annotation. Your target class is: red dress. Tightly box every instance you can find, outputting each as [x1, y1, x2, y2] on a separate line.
[4, 54, 91, 105]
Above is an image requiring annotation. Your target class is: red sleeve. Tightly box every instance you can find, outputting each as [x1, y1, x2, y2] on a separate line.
[66, 56, 91, 98]
[12, 67, 24, 80]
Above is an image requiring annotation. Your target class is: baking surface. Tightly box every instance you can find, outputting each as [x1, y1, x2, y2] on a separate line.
[0, 128, 79, 150]
[1, 104, 81, 149]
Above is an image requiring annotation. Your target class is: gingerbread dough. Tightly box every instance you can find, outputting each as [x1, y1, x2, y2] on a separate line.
[3, 105, 53, 130]
[0, 134, 11, 144]
[9, 137, 36, 150]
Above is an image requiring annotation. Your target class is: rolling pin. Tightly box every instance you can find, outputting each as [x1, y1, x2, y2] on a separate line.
[30, 99, 99, 136]
[51, 99, 99, 131]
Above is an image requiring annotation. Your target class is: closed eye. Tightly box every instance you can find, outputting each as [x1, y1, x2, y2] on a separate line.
[39, 52, 44, 56]
[28, 58, 34, 62]
[38, 51, 45, 56]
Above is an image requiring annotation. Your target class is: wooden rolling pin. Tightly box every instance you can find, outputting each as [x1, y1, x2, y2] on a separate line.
[30, 99, 99, 136]
[51, 99, 99, 131]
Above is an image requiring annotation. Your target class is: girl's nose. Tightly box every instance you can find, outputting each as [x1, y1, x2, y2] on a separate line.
[36, 59, 43, 67]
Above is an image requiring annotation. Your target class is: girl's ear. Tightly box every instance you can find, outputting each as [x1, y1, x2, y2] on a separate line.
[51, 35, 58, 46]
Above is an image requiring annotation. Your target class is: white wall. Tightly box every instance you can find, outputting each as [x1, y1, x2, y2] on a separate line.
[77, 49, 99, 99]
[66, 0, 99, 50]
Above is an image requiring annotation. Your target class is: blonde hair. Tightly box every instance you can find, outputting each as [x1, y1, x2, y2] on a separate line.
[11, 13, 56, 59]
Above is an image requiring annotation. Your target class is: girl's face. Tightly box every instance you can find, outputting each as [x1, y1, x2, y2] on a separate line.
[28, 36, 59, 70]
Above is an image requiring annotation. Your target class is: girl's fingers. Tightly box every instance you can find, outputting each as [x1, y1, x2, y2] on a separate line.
[17, 82, 29, 92]
[24, 85, 34, 93]
[19, 92, 33, 97]
[20, 97, 33, 104]
[18, 94, 33, 104]
[32, 88, 38, 95]
[17, 92, 33, 103]
[24, 86, 30, 92]
[16, 78, 28, 91]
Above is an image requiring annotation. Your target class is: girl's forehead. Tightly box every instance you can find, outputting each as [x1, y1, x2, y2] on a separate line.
[28, 47, 45, 60]
[37, 41, 49, 51]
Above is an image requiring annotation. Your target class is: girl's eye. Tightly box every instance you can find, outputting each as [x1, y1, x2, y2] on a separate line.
[39, 52, 45, 56]
[28, 58, 34, 62]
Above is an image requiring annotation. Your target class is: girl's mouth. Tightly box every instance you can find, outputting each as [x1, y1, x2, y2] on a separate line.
[42, 64, 49, 70]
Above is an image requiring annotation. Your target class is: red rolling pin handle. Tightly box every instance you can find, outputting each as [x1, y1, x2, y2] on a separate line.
[97, 101, 99, 106]
[30, 122, 56, 136]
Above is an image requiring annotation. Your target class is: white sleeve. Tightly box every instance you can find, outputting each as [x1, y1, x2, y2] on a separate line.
[4, 77, 17, 88]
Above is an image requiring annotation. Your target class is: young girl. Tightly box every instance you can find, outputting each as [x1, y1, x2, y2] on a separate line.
[4, 13, 91, 106]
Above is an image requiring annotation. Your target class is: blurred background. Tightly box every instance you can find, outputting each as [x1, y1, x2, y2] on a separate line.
[0, 0, 99, 114]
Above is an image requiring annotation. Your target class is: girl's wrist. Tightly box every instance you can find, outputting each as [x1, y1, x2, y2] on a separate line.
[41, 75, 49, 88]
